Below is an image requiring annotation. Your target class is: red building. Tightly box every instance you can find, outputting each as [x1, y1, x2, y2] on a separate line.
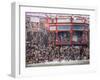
[46, 14, 89, 46]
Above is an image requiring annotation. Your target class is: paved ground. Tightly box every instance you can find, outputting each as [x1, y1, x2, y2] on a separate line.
[26, 60, 89, 67]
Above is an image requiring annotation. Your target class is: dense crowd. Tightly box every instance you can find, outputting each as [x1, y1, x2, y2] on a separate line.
[26, 34, 89, 64]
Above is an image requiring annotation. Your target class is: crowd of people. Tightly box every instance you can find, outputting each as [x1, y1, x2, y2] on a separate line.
[26, 31, 89, 64]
